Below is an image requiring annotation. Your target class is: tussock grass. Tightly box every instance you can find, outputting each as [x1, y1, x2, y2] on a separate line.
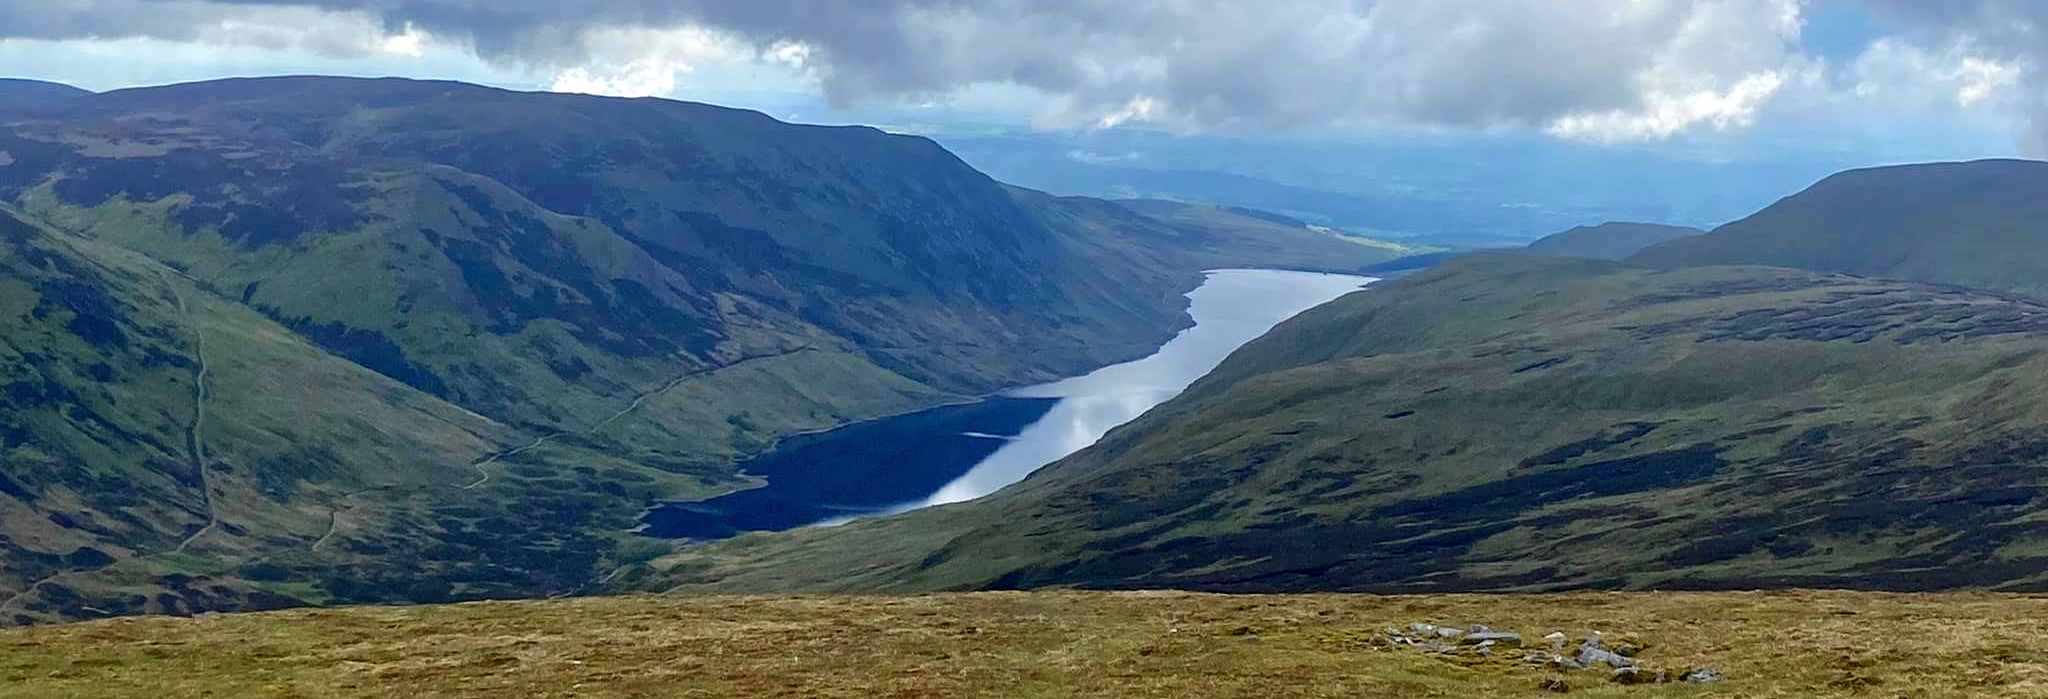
[5, 590, 2046, 697]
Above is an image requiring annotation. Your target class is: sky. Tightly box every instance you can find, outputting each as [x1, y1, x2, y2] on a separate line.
[2, 0, 2042, 165]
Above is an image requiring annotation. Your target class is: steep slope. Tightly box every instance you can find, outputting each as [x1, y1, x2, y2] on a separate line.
[653, 254, 2048, 594]
[1527, 221, 1702, 260]
[1633, 159, 2048, 296]
[3, 77, 1203, 467]
[0, 76, 1392, 622]
[0, 205, 730, 623]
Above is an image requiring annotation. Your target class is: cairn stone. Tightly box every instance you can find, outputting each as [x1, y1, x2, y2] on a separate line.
[1461, 631, 1523, 648]
[1683, 667, 1726, 684]
[1576, 635, 1635, 669]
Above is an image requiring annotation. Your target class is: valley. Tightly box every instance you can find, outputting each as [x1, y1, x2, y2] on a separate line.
[648, 244, 2048, 595]
[14, 3, 2048, 696]
[0, 77, 1405, 623]
[641, 269, 1374, 539]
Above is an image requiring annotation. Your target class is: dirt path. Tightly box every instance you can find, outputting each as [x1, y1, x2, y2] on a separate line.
[169, 289, 217, 554]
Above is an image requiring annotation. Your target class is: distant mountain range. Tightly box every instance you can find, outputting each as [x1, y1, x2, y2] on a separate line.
[652, 159, 2048, 595]
[0, 76, 1400, 623]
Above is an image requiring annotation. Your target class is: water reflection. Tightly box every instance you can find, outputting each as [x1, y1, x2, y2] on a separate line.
[921, 269, 1375, 506]
[643, 269, 1375, 538]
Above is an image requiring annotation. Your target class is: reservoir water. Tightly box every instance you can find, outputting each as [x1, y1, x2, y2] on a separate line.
[641, 269, 1376, 539]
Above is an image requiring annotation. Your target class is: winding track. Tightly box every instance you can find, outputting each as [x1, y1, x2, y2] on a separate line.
[169, 288, 218, 553]
[3, 276, 211, 615]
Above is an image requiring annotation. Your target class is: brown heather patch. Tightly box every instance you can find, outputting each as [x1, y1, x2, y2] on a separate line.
[4, 590, 2048, 698]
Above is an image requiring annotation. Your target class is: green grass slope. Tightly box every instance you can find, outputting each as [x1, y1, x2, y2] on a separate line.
[0, 205, 734, 624]
[1632, 159, 2048, 296]
[1527, 222, 1702, 260]
[0, 76, 1389, 623]
[652, 254, 2048, 594]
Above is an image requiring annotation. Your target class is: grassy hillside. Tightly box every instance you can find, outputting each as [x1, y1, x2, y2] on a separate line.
[652, 254, 2048, 594]
[1527, 222, 1702, 260]
[0, 204, 732, 624]
[4, 590, 2045, 698]
[0, 76, 1399, 623]
[1633, 159, 2048, 296]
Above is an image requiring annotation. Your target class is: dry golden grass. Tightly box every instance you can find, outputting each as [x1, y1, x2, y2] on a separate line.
[4, 590, 2048, 698]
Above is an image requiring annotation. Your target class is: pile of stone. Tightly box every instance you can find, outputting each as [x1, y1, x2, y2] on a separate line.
[1376, 623, 1724, 689]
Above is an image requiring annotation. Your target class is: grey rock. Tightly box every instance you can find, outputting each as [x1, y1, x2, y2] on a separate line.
[1436, 626, 1468, 639]
[1462, 631, 1523, 647]
[1683, 667, 1726, 684]
[1544, 631, 1569, 650]
[1577, 638, 1636, 669]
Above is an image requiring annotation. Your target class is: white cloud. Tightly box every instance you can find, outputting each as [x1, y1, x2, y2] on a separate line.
[550, 60, 682, 98]
[1851, 38, 2025, 108]
[1548, 70, 1789, 142]
[378, 24, 428, 58]
[545, 25, 788, 98]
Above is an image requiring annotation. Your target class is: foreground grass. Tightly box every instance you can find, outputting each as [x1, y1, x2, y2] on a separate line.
[5, 591, 2047, 697]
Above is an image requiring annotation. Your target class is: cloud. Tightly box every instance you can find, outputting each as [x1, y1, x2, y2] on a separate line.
[8, 0, 2048, 150]
[1857, 0, 2048, 154]
[0, 1, 425, 57]
[0, 0, 1819, 141]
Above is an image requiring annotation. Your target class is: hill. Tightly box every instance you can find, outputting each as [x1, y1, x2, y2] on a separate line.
[0, 204, 707, 623]
[1526, 221, 1702, 260]
[1116, 199, 1418, 269]
[651, 253, 2048, 594]
[0, 79, 89, 107]
[1633, 159, 2048, 296]
[2, 590, 2039, 698]
[0, 76, 1391, 623]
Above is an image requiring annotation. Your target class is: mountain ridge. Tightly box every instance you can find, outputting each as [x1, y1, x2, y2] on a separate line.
[1632, 158, 2048, 296]
[0, 76, 1398, 623]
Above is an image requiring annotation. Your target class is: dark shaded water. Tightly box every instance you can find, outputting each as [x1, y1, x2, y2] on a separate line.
[641, 269, 1375, 540]
[639, 397, 1057, 538]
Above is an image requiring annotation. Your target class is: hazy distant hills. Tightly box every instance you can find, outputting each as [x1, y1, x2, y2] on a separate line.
[654, 160, 2048, 596]
[1635, 160, 2048, 296]
[0, 76, 1395, 622]
[1527, 221, 1702, 260]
